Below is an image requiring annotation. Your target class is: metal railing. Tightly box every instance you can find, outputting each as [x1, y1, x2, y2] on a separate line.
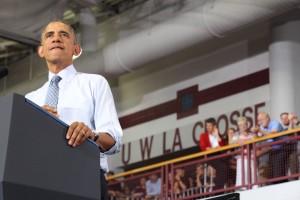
[107, 128, 300, 200]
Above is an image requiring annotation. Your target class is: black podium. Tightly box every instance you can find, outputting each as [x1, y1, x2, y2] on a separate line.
[0, 94, 100, 200]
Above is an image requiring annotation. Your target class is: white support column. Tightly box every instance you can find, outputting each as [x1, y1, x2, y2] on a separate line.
[269, 12, 300, 121]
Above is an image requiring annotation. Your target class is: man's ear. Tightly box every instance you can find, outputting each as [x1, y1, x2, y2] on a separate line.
[37, 46, 44, 58]
[74, 44, 81, 56]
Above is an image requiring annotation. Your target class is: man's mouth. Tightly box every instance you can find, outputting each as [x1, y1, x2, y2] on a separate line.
[50, 46, 64, 50]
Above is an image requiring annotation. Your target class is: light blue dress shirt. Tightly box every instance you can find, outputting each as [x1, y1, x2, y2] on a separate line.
[260, 120, 285, 149]
[26, 65, 123, 172]
[146, 178, 161, 196]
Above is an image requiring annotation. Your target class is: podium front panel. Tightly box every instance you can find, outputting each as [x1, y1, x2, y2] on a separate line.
[0, 94, 100, 200]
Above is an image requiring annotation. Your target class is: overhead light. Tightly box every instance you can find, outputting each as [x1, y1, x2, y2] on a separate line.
[0, 66, 8, 79]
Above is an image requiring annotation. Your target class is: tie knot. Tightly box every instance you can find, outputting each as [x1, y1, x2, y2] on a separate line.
[51, 75, 61, 85]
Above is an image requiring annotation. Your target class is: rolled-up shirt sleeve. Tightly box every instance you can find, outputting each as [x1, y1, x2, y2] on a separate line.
[93, 76, 123, 155]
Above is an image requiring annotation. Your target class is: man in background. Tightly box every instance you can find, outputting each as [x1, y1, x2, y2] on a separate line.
[251, 112, 286, 184]
[280, 112, 299, 179]
[145, 174, 161, 199]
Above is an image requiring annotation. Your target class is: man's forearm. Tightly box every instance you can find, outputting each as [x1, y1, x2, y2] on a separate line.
[259, 129, 273, 136]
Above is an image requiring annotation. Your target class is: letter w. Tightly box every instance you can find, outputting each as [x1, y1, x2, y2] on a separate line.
[140, 136, 153, 161]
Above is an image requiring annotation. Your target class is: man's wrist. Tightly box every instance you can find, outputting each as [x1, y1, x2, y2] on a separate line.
[91, 132, 99, 142]
[91, 132, 105, 152]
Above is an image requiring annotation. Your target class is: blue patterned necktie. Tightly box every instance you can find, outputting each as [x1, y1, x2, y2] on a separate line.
[44, 75, 62, 109]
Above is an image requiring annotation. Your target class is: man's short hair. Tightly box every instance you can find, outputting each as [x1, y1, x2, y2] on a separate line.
[280, 112, 289, 118]
[205, 118, 216, 125]
[40, 19, 77, 44]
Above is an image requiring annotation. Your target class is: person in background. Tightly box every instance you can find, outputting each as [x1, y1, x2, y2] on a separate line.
[132, 177, 147, 199]
[107, 171, 123, 199]
[174, 168, 187, 196]
[199, 118, 230, 191]
[195, 164, 205, 189]
[25, 20, 123, 199]
[280, 112, 300, 130]
[280, 112, 299, 179]
[122, 186, 132, 199]
[145, 174, 161, 199]
[167, 172, 181, 196]
[181, 168, 194, 189]
[233, 117, 257, 190]
[227, 127, 239, 145]
[251, 112, 286, 184]
[225, 127, 238, 188]
[199, 118, 225, 151]
[195, 164, 215, 192]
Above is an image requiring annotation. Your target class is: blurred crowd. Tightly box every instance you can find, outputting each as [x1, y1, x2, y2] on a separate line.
[107, 111, 300, 199]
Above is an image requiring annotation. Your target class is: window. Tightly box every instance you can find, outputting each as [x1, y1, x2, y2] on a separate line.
[177, 85, 198, 119]
[181, 93, 193, 112]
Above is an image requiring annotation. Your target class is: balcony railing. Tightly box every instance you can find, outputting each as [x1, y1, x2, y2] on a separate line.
[107, 128, 300, 200]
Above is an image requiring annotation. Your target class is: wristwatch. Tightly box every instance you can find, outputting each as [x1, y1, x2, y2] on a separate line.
[93, 132, 99, 142]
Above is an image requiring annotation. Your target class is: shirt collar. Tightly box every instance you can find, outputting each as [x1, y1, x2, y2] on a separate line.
[48, 65, 77, 83]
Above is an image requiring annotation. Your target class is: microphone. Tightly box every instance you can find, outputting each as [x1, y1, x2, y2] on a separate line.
[0, 66, 8, 79]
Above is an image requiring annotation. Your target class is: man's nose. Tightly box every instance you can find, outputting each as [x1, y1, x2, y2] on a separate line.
[52, 34, 61, 42]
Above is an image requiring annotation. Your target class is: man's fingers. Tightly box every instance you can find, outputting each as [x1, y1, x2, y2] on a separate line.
[66, 122, 92, 147]
[67, 122, 83, 145]
[73, 129, 93, 147]
[41, 105, 59, 117]
[42, 105, 56, 112]
[66, 122, 77, 140]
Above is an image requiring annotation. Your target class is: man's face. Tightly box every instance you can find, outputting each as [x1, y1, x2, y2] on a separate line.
[257, 114, 269, 127]
[38, 21, 79, 66]
[149, 174, 157, 182]
[206, 122, 214, 133]
[281, 114, 289, 126]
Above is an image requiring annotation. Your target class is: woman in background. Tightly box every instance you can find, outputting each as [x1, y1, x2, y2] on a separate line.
[234, 117, 258, 190]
